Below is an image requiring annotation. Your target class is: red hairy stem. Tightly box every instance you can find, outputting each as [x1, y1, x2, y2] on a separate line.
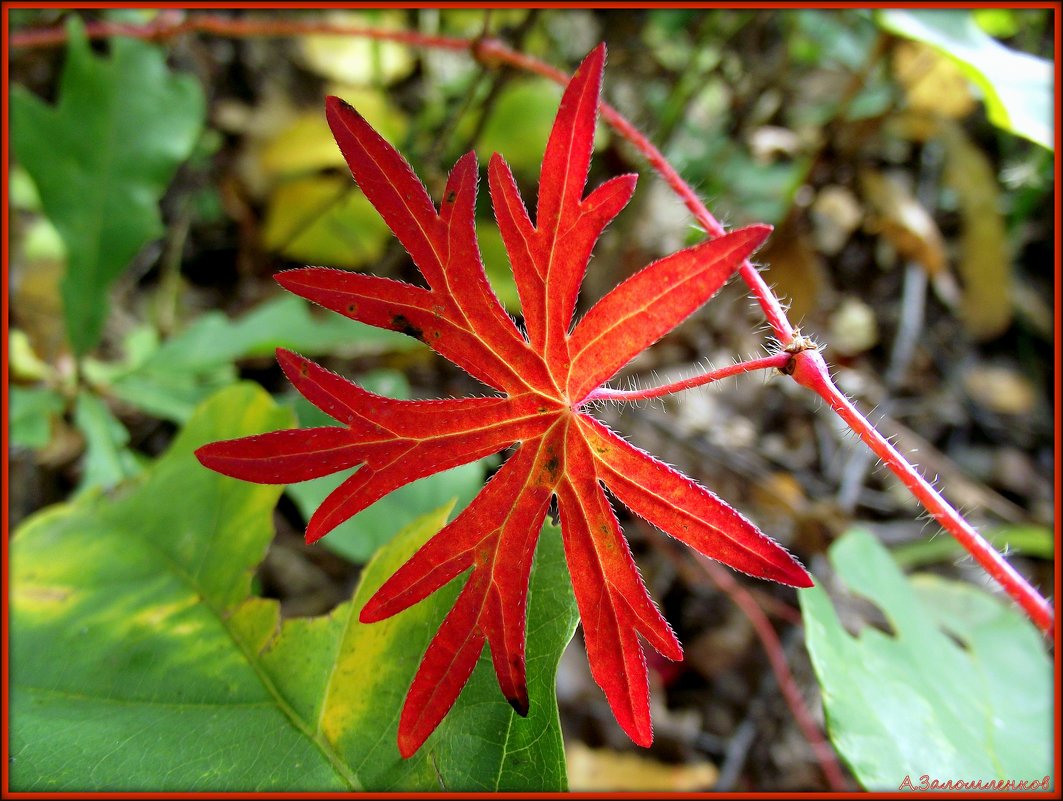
[475, 36, 1053, 634]
[695, 555, 850, 792]
[200, 47, 812, 753]
[16, 14, 1050, 634]
[595, 109, 795, 344]
[583, 353, 791, 404]
[790, 349, 1054, 634]
[5, 15, 797, 341]
[8, 13, 472, 50]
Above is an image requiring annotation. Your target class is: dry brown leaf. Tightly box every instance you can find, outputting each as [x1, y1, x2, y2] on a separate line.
[963, 364, 1036, 415]
[810, 185, 863, 255]
[859, 168, 947, 277]
[9, 251, 67, 364]
[566, 742, 718, 791]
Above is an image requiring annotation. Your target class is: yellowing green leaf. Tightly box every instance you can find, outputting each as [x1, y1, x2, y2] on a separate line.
[259, 91, 407, 181]
[327, 84, 409, 144]
[288, 379, 488, 564]
[260, 112, 349, 178]
[8, 330, 55, 383]
[11, 384, 577, 791]
[941, 123, 1013, 340]
[263, 175, 392, 266]
[320, 510, 578, 791]
[299, 11, 415, 85]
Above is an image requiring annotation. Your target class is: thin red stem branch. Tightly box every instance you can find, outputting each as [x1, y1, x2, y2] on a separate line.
[10, 12, 1052, 633]
[584, 353, 791, 404]
[791, 349, 1054, 634]
[695, 555, 849, 792]
[9, 16, 794, 338]
[8, 13, 472, 51]
[480, 36, 1053, 634]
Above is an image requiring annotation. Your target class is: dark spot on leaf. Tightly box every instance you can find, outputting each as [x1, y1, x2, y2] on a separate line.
[544, 457, 560, 480]
[506, 694, 529, 717]
[445, 190, 456, 204]
[346, 303, 357, 314]
[391, 314, 424, 341]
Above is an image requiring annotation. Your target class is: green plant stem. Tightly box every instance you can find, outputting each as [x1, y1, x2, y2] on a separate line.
[12, 13, 1051, 634]
[583, 353, 791, 404]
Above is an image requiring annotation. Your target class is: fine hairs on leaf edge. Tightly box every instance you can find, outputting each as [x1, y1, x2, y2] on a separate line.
[196, 42, 813, 758]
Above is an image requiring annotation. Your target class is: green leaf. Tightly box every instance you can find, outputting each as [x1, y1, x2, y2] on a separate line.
[800, 529, 1052, 790]
[286, 373, 488, 563]
[291, 461, 487, 564]
[73, 391, 141, 493]
[150, 294, 415, 369]
[477, 222, 522, 313]
[10, 386, 66, 449]
[10, 17, 205, 354]
[103, 295, 417, 423]
[11, 384, 577, 791]
[877, 9, 1053, 149]
[891, 525, 1054, 569]
[475, 80, 564, 175]
[325, 512, 578, 790]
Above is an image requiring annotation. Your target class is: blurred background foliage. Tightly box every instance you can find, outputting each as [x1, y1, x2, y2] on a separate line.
[7, 7, 1055, 792]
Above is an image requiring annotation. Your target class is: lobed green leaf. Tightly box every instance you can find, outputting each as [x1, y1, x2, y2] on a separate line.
[10, 17, 205, 354]
[800, 529, 1052, 790]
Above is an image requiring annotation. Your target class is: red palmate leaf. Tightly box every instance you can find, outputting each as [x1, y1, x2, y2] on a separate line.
[196, 43, 811, 757]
